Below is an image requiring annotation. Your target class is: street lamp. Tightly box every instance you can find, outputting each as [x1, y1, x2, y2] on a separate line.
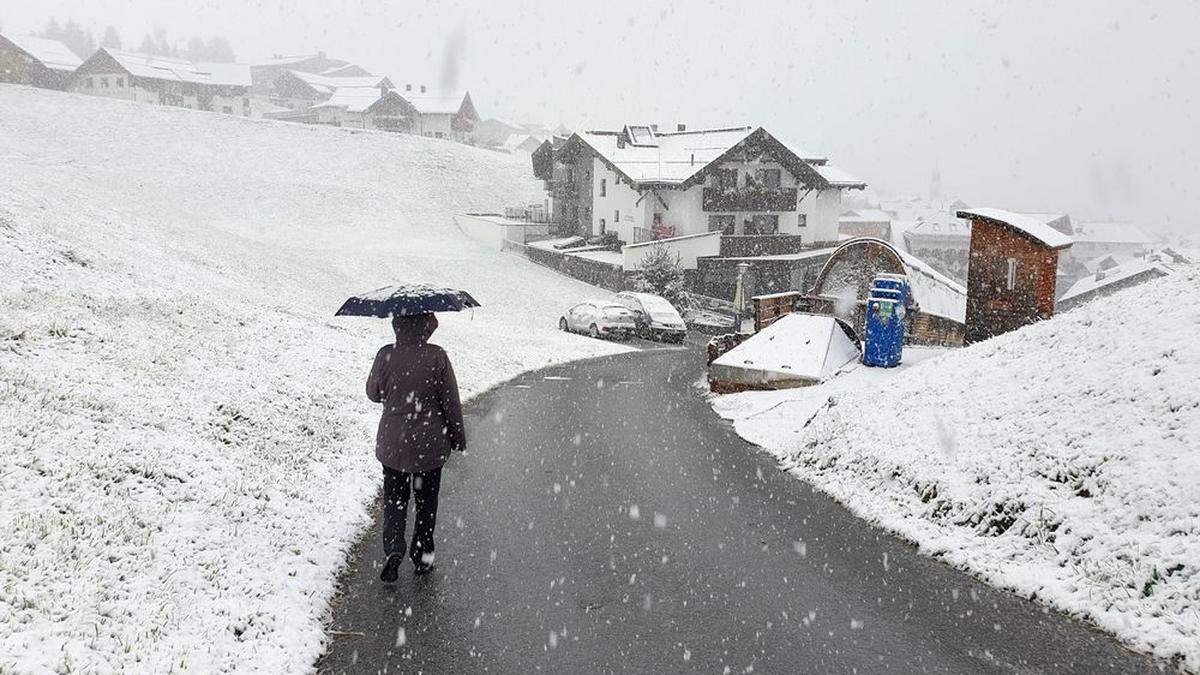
[733, 261, 751, 332]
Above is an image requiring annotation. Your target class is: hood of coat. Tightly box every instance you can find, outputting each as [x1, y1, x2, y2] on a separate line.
[392, 313, 438, 345]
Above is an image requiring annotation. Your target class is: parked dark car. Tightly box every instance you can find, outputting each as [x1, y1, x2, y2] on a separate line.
[613, 292, 687, 343]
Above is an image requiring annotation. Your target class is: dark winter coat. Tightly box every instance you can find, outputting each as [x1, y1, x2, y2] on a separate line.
[366, 314, 465, 472]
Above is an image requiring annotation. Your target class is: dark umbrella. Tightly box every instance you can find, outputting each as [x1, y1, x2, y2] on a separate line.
[335, 284, 481, 317]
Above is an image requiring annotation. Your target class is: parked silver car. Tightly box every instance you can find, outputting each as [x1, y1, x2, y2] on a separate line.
[559, 301, 638, 340]
[613, 292, 687, 343]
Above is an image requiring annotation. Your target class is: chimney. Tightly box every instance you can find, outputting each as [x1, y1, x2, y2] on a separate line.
[420, 84, 427, 93]
[677, 123, 687, 132]
[406, 84, 412, 92]
[617, 137, 626, 149]
[650, 123, 658, 132]
[317, 50, 326, 59]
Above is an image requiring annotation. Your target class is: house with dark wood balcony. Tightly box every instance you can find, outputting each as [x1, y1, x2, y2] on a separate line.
[531, 124, 865, 262]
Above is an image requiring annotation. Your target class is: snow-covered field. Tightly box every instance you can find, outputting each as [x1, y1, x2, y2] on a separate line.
[0, 85, 628, 673]
[713, 270, 1200, 670]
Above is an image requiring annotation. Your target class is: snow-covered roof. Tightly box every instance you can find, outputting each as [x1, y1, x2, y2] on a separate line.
[2, 34, 82, 72]
[502, 133, 548, 153]
[576, 126, 755, 184]
[574, 125, 861, 190]
[812, 164, 866, 188]
[1059, 261, 1173, 304]
[896, 248, 968, 323]
[404, 91, 469, 115]
[290, 70, 391, 95]
[711, 313, 860, 386]
[102, 49, 251, 87]
[1072, 221, 1154, 245]
[905, 217, 971, 238]
[840, 209, 892, 223]
[311, 87, 404, 114]
[957, 208, 1073, 250]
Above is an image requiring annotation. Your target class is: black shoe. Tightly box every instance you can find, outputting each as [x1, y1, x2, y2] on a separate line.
[380, 554, 404, 583]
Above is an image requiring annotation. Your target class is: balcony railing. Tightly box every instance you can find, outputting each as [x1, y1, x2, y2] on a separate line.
[702, 187, 798, 212]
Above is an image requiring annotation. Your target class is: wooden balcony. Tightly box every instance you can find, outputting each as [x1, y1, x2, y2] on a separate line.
[702, 187, 798, 212]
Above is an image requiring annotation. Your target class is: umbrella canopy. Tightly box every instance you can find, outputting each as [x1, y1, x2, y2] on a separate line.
[335, 284, 481, 317]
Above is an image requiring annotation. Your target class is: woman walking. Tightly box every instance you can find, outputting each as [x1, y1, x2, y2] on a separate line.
[366, 312, 465, 581]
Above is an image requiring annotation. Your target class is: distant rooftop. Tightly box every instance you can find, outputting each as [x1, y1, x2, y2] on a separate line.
[2, 33, 82, 72]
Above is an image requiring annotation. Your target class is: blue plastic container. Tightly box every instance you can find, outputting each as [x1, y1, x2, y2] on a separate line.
[862, 274, 908, 367]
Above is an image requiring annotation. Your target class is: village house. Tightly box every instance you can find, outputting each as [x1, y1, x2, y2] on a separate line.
[400, 85, 480, 141]
[266, 70, 393, 111]
[1057, 259, 1174, 312]
[0, 33, 81, 90]
[958, 208, 1073, 344]
[532, 125, 864, 250]
[305, 87, 417, 131]
[70, 48, 252, 116]
[838, 208, 893, 241]
[248, 52, 369, 97]
[1065, 221, 1154, 264]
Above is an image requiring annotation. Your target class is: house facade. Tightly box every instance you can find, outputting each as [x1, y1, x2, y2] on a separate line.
[0, 33, 81, 89]
[959, 208, 1073, 344]
[533, 125, 864, 248]
[401, 86, 479, 141]
[71, 48, 252, 116]
[306, 88, 416, 131]
[249, 52, 368, 96]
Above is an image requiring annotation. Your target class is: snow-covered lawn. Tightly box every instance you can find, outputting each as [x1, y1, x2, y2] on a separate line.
[712, 270, 1200, 670]
[0, 85, 628, 673]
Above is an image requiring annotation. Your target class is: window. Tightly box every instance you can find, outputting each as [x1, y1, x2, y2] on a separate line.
[615, 209, 620, 224]
[1005, 258, 1018, 290]
[222, 106, 233, 114]
[756, 168, 781, 188]
[600, 178, 606, 197]
[653, 213, 663, 226]
[708, 214, 735, 234]
[100, 77, 109, 89]
[598, 218, 606, 234]
[747, 214, 780, 235]
[116, 77, 124, 88]
[714, 168, 738, 190]
[85, 77, 93, 88]
[797, 214, 807, 228]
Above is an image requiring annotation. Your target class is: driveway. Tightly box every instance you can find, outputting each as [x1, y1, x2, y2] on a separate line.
[317, 348, 1157, 673]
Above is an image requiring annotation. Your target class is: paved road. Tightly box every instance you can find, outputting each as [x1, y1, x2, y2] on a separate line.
[318, 347, 1157, 674]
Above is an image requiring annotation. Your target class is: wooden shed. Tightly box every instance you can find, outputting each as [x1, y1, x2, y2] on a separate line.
[957, 208, 1073, 344]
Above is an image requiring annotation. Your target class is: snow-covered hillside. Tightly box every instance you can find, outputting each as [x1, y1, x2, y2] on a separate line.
[0, 85, 627, 673]
[714, 270, 1200, 670]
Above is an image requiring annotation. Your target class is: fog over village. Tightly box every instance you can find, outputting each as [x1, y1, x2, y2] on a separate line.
[0, 1, 1197, 673]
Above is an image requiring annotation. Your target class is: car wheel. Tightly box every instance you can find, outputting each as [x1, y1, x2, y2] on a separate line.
[559, 317, 568, 332]
[589, 324, 600, 339]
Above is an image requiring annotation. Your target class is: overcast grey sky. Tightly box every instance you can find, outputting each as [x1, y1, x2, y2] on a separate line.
[5, 0, 1198, 233]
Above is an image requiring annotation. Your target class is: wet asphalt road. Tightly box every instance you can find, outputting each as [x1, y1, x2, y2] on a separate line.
[317, 346, 1158, 674]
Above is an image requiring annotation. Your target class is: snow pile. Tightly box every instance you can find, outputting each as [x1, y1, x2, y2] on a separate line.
[713, 269, 1200, 669]
[0, 85, 626, 673]
[710, 314, 860, 388]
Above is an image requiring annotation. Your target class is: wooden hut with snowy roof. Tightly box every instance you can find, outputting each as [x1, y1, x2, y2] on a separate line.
[0, 33, 82, 89]
[957, 208, 1073, 344]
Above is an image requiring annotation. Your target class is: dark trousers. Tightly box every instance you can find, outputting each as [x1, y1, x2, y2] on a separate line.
[382, 465, 442, 563]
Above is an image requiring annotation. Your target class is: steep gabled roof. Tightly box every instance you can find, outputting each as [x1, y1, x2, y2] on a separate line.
[311, 87, 412, 114]
[2, 33, 82, 72]
[289, 70, 392, 95]
[957, 208, 1074, 250]
[562, 125, 863, 191]
[96, 48, 251, 87]
[405, 90, 472, 115]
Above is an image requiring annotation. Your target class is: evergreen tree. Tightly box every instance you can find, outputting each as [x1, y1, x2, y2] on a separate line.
[185, 36, 206, 60]
[203, 35, 235, 62]
[100, 26, 122, 50]
[634, 246, 690, 309]
[42, 18, 63, 40]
